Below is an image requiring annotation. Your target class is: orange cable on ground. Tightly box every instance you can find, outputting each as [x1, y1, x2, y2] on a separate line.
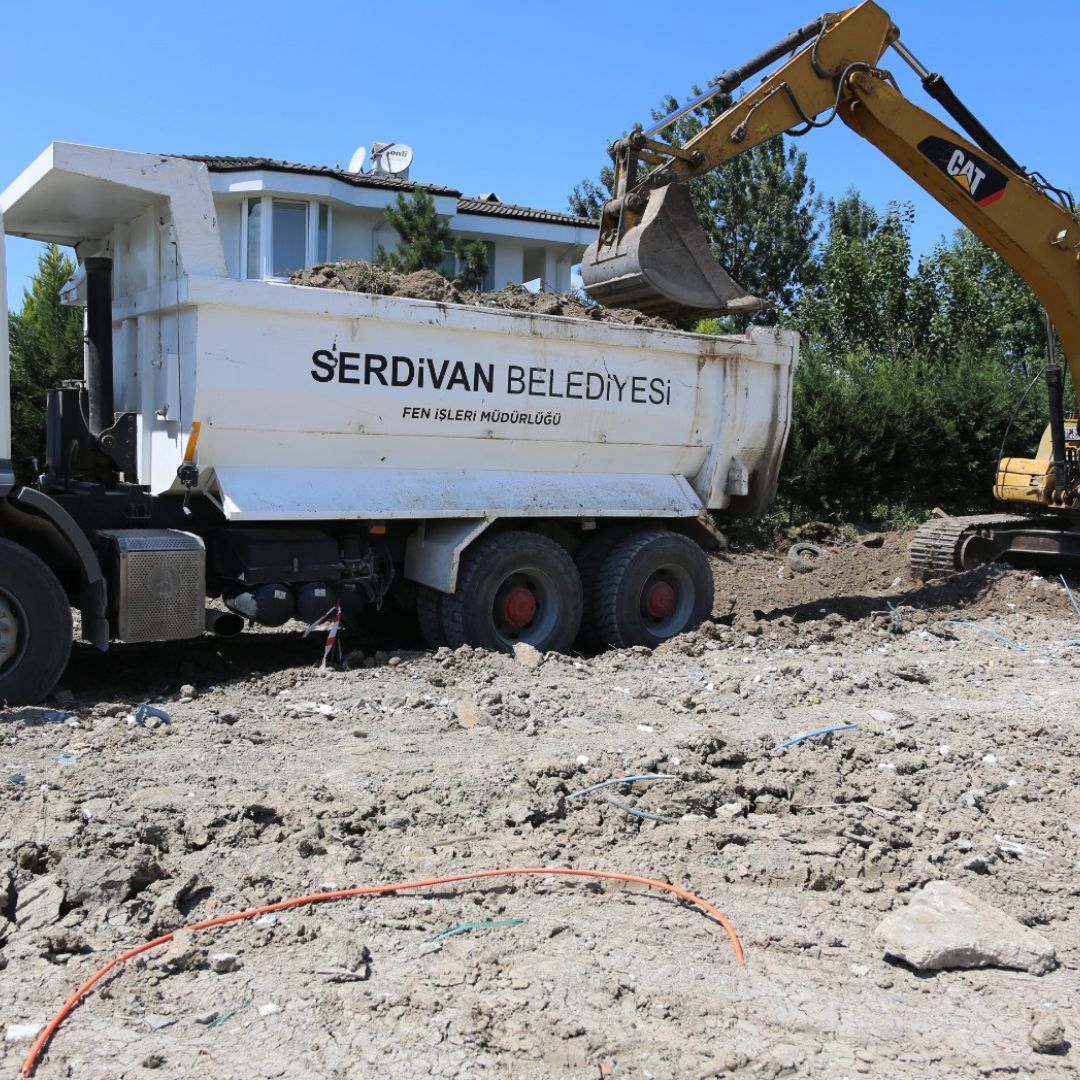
[21, 866, 743, 1076]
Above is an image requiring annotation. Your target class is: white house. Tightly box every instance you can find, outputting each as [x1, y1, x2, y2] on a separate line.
[193, 153, 598, 293]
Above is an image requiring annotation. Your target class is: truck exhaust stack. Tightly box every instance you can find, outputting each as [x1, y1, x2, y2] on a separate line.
[581, 183, 767, 322]
[84, 257, 114, 435]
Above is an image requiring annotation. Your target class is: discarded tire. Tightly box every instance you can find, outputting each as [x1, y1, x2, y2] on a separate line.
[592, 529, 713, 649]
[787, 542, 825, 574]
[442, 531, 582, 653]
[0, 539, 73, 705]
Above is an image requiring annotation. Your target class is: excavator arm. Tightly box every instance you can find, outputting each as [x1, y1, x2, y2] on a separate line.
[581, 0, 1080, 512]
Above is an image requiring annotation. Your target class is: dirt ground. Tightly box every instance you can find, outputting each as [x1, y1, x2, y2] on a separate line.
[2, 529, 1078, 1078]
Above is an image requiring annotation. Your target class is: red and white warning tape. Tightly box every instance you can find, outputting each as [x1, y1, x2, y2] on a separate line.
[302, 603, 342, 669]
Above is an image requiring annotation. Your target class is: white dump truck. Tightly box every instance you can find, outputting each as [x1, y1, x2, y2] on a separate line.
[0, 143, 798, 703]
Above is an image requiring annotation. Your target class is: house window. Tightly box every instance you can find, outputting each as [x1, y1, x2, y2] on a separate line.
[317, 204, 329, 263]
[272, 200, 307, 277]
[522, 248, 546, 287]
[241, 197, 331, 279]
[245, 200, 262, 279]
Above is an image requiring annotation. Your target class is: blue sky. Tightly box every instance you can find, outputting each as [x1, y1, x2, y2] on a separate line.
[3, 0, 1077, 309]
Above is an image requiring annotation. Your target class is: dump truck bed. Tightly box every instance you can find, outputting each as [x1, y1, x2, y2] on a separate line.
[2, 143, 798, 525]
[177, 278, 798, 523]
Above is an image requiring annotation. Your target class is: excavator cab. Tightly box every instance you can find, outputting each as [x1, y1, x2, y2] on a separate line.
[580, 182, 765, 322]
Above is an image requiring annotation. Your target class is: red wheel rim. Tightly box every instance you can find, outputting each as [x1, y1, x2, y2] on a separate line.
[502, 586, 537, 628]
[644, 580, 676, 619]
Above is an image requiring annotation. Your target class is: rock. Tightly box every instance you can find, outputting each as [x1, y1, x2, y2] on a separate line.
[211, 952, 240, 974]
[860, 533, 885, 548]
[14, 877, 63, 933]
[193, 1011, 219, 1025]
[513, 642, 543, 669]
[60, 856, 132, 906]
[1028, 1013, 1066, 1054]
[144, 1014, 175, 1031]
[179, 684, 197, 700]
[505, 802, 534, 825]
[454, 700, 488, 728]
[157, 929, 203, 973]
[875, 880, 1056, 974]
[5, 1022, 42, 1043]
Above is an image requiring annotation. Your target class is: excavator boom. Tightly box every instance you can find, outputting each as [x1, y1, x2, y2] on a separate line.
[582, 2, 1080, 370]
[582, 2, 1080, 567]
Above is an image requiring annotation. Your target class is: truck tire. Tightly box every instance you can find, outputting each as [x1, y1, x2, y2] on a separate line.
[593, 529, 713, 649]
[442, 531, 582, 654]
[416, 585, 448, 649]
[574, 528, 631, 651]
[0, 539, 73, 706]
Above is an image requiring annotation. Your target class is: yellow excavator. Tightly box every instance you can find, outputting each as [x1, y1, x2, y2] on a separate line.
[581, 1, 1080, 577]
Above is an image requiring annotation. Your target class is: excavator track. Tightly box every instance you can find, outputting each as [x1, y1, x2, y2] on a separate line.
[909, 514, 1064, 577]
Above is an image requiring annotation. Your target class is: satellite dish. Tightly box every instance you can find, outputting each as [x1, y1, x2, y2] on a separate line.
[371, 142, 414, 176]
[384, 144, 413, 174]
[346, 146, 367, 174]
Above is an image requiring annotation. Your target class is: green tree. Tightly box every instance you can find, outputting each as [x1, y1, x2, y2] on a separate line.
[914, 229, 1047, 377]
[8, 244, 82, 474]
[780, 196, 1049, 519]
[570, 88, 820, 324]
[793, 193, 915, 361]
[376, 187, 488, 289]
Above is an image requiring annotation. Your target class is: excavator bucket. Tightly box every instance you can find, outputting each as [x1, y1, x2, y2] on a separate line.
[581, 182, 766, 322]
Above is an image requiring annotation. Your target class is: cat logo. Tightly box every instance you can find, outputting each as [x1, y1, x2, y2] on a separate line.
[918, 136, 1008, 207]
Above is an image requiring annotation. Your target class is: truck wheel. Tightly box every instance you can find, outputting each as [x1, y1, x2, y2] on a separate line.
[442, 531, 582, 653]
[0, 539, 73, 706]
[416, 585, 448, 649]
[574, 528, 630, 650]
[593, 529, 713, 649]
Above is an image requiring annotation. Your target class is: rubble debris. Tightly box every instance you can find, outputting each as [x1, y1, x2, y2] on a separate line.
[1028, 1013, 1067, 1055]
[14, 877, 63, 933]
[5, 1023, 42, 1043]
[134, 703, 172, 726]
[288, 261, 676, 328]
[875, 880, 1057, 974]
[513, 642, 543, 670]
[210, 952, 241, 974]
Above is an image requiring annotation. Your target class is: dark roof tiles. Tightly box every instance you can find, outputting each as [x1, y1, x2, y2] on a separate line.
[188, 155, 596, 230]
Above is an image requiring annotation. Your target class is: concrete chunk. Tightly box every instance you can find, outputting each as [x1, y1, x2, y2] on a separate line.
[513, 643, 543, 669]
[876, 880, 1056, 975]
[14, 877, 63, 934]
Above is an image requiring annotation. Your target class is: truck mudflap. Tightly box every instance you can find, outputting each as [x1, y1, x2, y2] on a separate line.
[3, 487, 109, 649]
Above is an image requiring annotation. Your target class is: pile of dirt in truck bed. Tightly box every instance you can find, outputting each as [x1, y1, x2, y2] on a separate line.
[288, 261, 676, 329]
[2, 529, 1078, 1078]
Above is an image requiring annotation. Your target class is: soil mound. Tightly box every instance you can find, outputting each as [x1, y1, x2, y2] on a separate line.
[290, 261, 676, 329]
